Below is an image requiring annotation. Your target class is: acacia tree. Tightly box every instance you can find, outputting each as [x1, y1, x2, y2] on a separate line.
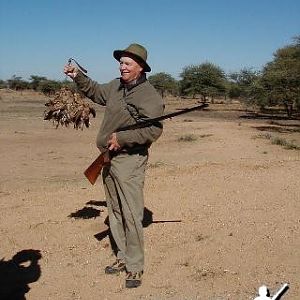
[38, 80, 64, 95]
[227, 67, 265, 109]
[179, 63, 226, 101]
[29, 75, 47, 90]
[226, 80, 241, 99]
[148, 72, 178, 97]
[7, 75, 29, 90]
[0, 80, 7, 88]
[261, 36, 300, 116]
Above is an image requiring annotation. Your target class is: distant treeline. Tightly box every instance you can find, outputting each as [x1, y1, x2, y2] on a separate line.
[1, 36, 299, 117]
[0, 76, 75, 96]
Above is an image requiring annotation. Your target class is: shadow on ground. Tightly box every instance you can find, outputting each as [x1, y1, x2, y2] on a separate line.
[68, 201, 181, 242]
[68, 200, 106, 219]
[0, 249, 42, 300]
[252, 125, 300, 133]
[240, 111, 300, 121]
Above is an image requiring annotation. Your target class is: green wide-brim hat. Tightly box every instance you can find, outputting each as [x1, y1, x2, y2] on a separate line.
[113, 43, 151, 72]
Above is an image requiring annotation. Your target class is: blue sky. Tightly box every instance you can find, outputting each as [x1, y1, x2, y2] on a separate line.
[0, 0, 299, 82]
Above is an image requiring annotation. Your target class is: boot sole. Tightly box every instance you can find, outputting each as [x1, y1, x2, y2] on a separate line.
[126, 279, 141, 288]
[105, 265, 126, 275]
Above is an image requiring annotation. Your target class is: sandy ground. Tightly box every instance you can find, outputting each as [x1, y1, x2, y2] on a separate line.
[0, 89, 300, 300]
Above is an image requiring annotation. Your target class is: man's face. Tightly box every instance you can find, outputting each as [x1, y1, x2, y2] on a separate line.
[119, 55, 143, 83]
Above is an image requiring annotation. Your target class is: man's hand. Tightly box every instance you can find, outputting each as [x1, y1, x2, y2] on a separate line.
[108, 133, 121, 151]
[64, 64, 79, 79]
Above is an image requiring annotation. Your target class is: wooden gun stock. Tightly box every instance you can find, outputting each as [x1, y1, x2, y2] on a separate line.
[84, 151, 110, 185]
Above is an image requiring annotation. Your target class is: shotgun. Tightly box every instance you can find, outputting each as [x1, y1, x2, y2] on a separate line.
[84, 102, 208, 184]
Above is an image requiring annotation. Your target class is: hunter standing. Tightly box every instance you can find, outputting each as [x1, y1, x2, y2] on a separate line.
[64, 43, 164, 288]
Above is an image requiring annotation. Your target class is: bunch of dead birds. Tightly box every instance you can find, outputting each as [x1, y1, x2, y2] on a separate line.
[44, 87, 96, 130]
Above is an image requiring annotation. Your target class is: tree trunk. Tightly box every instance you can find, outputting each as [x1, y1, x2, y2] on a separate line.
[284, 102, 293, 118]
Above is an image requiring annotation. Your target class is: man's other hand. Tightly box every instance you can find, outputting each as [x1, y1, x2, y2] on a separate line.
[108, 133, 121, 151]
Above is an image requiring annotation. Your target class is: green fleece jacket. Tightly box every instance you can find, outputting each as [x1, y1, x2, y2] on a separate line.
[74, 72, 164, 152]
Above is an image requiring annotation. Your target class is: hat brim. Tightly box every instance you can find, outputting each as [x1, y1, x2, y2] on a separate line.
[113, 50, 151, 72]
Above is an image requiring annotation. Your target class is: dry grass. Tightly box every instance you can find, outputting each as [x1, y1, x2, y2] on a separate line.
[254, 132, 300, 150]
[177, 134, 198, 142]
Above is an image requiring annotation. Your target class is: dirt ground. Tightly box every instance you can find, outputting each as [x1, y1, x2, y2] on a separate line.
[0, 89, 299, 300]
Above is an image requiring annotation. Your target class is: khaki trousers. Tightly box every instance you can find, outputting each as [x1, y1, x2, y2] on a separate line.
[102, 151, 148, 272]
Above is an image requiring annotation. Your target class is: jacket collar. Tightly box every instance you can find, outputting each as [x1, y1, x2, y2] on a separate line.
[119, 73, 147, 91]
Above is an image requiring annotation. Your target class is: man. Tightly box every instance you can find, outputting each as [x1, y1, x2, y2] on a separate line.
[64, 43, 164, 288]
